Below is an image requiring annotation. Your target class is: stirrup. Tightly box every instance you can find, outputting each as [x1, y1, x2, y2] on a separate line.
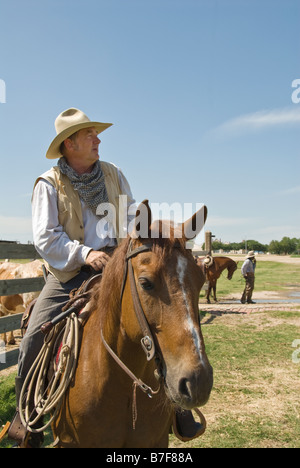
[7, 410, 28, 447]
[172, 408, 206, 442]
[6, 410, 44, 448]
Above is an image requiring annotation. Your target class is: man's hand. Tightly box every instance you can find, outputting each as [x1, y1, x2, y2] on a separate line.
[85, 250, 110, 271]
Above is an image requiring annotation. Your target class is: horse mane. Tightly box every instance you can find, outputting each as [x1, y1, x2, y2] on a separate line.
[90, 236, 131, 328]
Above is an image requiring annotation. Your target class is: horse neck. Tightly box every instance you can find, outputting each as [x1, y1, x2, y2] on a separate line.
[215, 258, 236, 281]
[225, 258, 236, 274]
[214, 257, 232, 271]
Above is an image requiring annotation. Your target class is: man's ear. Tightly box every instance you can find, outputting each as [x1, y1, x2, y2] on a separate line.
[63, 138, 74, 152]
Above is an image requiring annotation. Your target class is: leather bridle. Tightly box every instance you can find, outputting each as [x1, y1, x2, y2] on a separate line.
[100, 240, 162, 398]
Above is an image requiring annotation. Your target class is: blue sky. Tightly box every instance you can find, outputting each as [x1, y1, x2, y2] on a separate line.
[0, 0, 299, 246]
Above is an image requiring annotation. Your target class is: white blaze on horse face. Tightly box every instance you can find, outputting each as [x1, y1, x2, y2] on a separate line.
[176, 254, 201, 357]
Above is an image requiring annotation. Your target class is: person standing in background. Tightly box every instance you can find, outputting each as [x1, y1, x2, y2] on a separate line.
[241, 251, 256, 304]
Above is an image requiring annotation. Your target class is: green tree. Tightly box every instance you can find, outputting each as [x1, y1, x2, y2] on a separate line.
[269, 240, 283, 254]
[247, 240, 268, 253]
[280, 237, 297, 255]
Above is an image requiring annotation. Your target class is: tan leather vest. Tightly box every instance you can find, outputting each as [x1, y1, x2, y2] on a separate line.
[34, 161, 123, 283]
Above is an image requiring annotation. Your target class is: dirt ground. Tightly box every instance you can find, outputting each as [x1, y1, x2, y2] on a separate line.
[199, 288, 300, 316]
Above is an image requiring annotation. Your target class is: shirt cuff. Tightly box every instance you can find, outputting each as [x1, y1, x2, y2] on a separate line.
[77, 245, 93, 265]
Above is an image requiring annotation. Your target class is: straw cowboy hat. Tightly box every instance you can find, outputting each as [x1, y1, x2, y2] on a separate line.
[46, 108, 113, 159]
[246, 250, 255, 259]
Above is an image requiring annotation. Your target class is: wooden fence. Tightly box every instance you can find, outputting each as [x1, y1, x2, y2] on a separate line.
[0, 243, 44, 371]
[0, 240, 209, 372]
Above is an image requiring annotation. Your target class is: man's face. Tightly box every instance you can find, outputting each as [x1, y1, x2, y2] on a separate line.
[74, 127, 101, 162]
[64, 127, 101, 170]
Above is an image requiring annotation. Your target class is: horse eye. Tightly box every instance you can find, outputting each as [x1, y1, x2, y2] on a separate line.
[139, 277, 154, 291]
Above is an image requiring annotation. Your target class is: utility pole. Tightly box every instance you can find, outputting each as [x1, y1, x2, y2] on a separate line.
[205, 231, 215, 255]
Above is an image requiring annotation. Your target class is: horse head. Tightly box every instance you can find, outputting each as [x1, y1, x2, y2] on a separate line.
[124, 200, 213, 410]
[227, 260, 238, 280]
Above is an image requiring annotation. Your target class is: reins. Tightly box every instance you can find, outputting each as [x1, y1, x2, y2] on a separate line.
[100, 240, 163, 423]
[100, 330, 161, 399]
[126, 241, 157, 361]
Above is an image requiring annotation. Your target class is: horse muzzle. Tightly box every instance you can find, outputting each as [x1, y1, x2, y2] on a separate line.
[164, 361, 213, 410]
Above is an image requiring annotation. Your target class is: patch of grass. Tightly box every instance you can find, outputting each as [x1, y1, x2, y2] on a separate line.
[0, 372, 16, 448]
[200, 261, 300, 299]
[0, 372, 53, 448]
[170, 309, 300, 448]
[254, 262, 300, 292]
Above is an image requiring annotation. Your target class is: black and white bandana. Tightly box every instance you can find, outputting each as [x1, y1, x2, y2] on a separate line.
[58, 157, 109, 216]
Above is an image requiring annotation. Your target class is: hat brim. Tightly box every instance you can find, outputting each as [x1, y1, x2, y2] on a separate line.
[46, 121, 113, 159]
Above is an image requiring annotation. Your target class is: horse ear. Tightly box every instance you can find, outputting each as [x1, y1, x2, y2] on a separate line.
[182, 205, 207, 240]
[132, 199, 152, 239]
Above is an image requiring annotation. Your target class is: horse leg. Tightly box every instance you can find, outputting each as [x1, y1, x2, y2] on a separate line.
[209, 280, 217, 302]
[7, 331, 15, 345]
[213, 282, 218, 302]
[206, 284, 211, 304]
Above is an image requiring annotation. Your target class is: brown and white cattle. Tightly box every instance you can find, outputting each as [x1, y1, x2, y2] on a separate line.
[0, 260, 44, 344]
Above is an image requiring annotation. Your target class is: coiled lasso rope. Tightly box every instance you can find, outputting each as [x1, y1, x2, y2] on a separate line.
[18, 312, 80, 434]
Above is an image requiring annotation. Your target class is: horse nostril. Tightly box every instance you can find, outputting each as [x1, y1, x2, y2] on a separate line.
[178, 378, 192, 400]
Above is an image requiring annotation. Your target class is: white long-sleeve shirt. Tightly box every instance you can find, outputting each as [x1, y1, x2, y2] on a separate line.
[241, 258, 256, 276]
[32, 166, 135, 272]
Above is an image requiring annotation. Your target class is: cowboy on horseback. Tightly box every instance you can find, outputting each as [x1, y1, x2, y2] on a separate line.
[8, 108, 203, 448]
[8, 108, 133, 447]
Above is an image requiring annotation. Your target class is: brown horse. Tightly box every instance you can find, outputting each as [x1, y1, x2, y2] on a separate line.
[196, 256, 238, 303]
[52, 201, 213, 448]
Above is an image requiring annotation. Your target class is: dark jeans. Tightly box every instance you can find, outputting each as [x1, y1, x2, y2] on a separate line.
[17, 270, 91, 379]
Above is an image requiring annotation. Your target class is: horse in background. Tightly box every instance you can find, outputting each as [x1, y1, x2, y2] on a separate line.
[196, 256, 238, 303]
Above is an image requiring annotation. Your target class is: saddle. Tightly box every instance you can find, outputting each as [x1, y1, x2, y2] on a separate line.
[203, 255, 214, 268]
[19, 274, 101, 334]
[40, 273, 101, 335]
